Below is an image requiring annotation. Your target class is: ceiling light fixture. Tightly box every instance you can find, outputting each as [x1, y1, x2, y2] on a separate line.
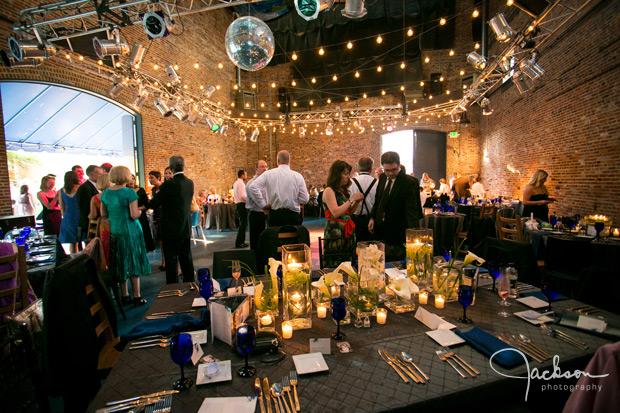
[93, 31, 129, 59]
[8, 37, 56, 61]
[489, 13, 514, 43]
[467, 51, 487, 69]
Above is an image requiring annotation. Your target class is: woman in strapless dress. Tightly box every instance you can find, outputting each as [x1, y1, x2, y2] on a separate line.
[522, 170, 555, 222]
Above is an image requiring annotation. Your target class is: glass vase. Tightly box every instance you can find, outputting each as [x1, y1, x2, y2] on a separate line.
[384, 279, 417, 313]
[432, 263, 460, 302]
[406, 229, 434, 292]
[255, 309, 277, 332]
[348, 241, 384, 317]
[282, 244, 312, 330]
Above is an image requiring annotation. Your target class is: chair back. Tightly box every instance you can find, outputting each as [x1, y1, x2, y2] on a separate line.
[212, 249, 257, 279]
[496, 214, 524, 242]
[256, 225, 311, 270]
[471, 237, 540, 286]
[87, 218, 100, 241]
[318, 237, 356, 269]
[480, 205, 494, 219]
[0, 244, 30, 320]
[191, 210, 200, 227]
[545, 236, 591, 277]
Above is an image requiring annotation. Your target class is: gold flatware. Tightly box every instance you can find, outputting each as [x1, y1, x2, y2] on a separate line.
[400, 352, 430, 381]
[263, 378, 273, 413]
[105, 391, 179, 406]
[255, 378, 266, 413]
[289, 370, 301, 411]
[516, 334, 551, 359]
[385, 351, 422, 383]
[540, 323, 588, 350]
[282, 376, 296, 411]
[129, 342, 171, 350]
[498, 335, 544, 363]
[440, 348, 479, 376]
[378, 349, 409, 383]
[435, 350, 466, 378]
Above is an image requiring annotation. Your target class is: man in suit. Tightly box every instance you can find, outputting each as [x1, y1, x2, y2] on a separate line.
[368, 151, 422, 261]
[76, 164, 102, 243]
[149, 155, 195, 284]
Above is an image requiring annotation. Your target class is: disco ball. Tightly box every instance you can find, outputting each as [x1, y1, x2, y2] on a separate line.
[225, 16, 275, 72]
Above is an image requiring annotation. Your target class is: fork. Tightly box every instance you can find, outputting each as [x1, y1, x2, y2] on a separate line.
[436, 350, 466, 378]
[289, 371, 301, 411]
[160, 396, 172, 413]
[440, 348, 479, 376]
[151, 399, 164, 413]
[282, 376, 297, 412]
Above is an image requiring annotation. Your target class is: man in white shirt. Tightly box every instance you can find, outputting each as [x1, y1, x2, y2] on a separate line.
[246, 160, 269, 250]
[471, 176, 486, 199]
[249, 150, 309, 227]
[233, 169, 248, 248]
[449, 172, 458, 190]
[349, 157, 377, 242]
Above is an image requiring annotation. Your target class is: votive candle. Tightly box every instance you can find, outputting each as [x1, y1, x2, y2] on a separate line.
[376, 308, 387, 324]
[317, 303, 328, 318]
[282, 321, 293, 339]
[613, 228, 620, 237]
[419, 291, 428, 305]
[260, 314, 273, 326]
[435, 295, 445, 309]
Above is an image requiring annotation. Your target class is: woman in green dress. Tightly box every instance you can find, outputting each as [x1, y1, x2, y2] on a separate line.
[322, 160, 364, 267]
[101, 166, 151, 306]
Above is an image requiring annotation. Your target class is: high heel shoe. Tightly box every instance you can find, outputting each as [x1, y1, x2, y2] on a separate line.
[121, 295, 133, 306]
[133, 297, 147, 307]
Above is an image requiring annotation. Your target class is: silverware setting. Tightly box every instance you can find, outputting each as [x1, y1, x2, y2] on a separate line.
[145, 310, 196, 319]
[378, 349, 409, 383]
[289, 370, 301, 411]
[540, 323, 588, 350]
[439, 348, 480, 377]
[497, 334, 551, 363]
[258, 374, 300, 413]
[157, 289, 190, 298]
[567, 305, 600, 315]
[129, 342, 171, 350]
[400, 351, 430, 382]
[435, 350, 466, 378]
[97, 394, 174, 413]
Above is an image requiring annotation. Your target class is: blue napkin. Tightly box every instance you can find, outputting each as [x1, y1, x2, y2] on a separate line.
[454, 327, 527, 369]
[118, 309, 210, 349]
[521, 291, 568, 301]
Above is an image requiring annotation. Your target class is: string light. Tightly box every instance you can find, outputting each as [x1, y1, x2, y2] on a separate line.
[424, 57, 430, 63]
[400, 62, 405, 69]
[345, 96, 349, 101]
[381, 90, 386, 95]
[327, 98, 331, 103]
[311, 77, 316, 83]
[376, 35, 383, 44]
[347, 41, 353, 49]
[292, 53, 298, 60]
[319, 47, 325, 55]
[420, 81, 425, 86]
[252, 83, 256, 88]
[407, 28, 414, 36]
[355, 71, 360, 78]
[363, 93, 367, 98]
[194, 63, 199, 69]
[475, 43, 480, 49]
[440, 18, 446, 25]
[173, 64, 178, 70]
[473, 9, 479, 17]
[153, 64, 159, 69]
[291, 80, 296, 86]
[271, 82, 276, 88]
[377, 66, 382, 72]
[332, 74, 338, 81]
[460, 70, 465, 75]
[449, 50, 455, 56]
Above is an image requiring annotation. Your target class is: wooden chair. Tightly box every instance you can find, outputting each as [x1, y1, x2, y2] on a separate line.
[277, 230, 299, 255]
[256, 225, 311, 270]
[480, 205, 494, 219]
[496, 214, 524, 242]
[0, 244, 30, 323]
[87, 218, 100, 241]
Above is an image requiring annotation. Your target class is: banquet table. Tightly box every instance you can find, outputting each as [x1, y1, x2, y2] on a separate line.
[205, 203, 236, 231]
[421, 213, 465, 256]
[88, 282, 617, 412]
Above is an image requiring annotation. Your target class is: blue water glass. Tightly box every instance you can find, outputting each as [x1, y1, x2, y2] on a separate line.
[542, 285, 559, 312]
[199, 276, 213, 301]
[331, 297, 347, 340]
[549, 214, 557, 227]
[170, 333, 194, 390]
[236, 324, 257, 377]
[594, 222, 604, 238]
[15, 237, 29, 252]
[457, 285, 474, 324]
[487, 265, 500, 292]
[442, 248, 451, 262]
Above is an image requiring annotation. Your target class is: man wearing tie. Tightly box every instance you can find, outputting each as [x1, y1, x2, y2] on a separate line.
[149, 155, 195, 284]
[76, 164, 102, 242]
[368, 151, 422, 261]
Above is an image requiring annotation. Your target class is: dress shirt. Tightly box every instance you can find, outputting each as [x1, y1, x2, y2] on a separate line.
[233, 178, 247, 203]
[349, 173, 377, 215]
[449, 177, 456, 189]
[248, 164, 309, 212]
[88, 179, 101, 193]
[437, 182, 451, 195]
[245, 175, 267, 212]
[471, 182, 486, 198]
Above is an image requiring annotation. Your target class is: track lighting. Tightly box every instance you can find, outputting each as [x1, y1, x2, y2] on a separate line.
[467, 51, 487, 70]
[154, 97, 174, 117]
[8, 37, 56, 61]
[489, 13, 514, 43]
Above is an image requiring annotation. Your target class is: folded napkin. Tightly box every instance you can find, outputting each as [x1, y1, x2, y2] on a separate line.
[521, 291, 568, 302]
[454, 327, 526, 369]
[118, 309, 210, 350]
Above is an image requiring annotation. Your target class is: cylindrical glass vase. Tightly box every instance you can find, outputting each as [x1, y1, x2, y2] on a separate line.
[282, 244, 312, 330]
[349, 241, 385, 317]
[406, 229, 434, 292]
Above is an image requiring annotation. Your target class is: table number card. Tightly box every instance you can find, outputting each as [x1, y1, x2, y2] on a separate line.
[209, 295, 250, 346]
[576, 315, 607, 333]
[191, 341, 204, 365]
[309, 338, 331, 355]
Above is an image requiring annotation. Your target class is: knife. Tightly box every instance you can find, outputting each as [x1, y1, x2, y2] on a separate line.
[255, 378, 266, 413]
[129, 342, 171, 350]
[105, 390, 179, 406]
[263, 377, 273, 413]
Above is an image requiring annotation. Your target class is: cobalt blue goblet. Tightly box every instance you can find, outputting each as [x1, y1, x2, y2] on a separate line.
[457, 285, 474, 324]
[170, 333, 194, 390]
[331, 297, 347, 340]
[487, 264, 500, 292]
[198, 269, 213, 300]
[594, 222, 605, 240]
[542, 282, 559, 313]
[236, 324, 257, 377]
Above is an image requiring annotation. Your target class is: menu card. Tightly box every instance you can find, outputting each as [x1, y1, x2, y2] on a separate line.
[414, 307, 456, 330]
[209, 295, 250, 346]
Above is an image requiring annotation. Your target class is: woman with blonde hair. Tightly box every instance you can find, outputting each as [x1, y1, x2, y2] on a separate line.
[522, 169, 555, 222]
[88, 173, 112, 266]
[37, 174, 61, 235]
[101, 166, 151, 306]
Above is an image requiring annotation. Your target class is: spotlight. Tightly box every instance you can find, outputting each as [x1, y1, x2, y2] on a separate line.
[219, 124, 228, 135]
[250, 128, 259, 142]
[128, 43, 145, 67]
[129, 87, 149, 111]
[93, 34, 129, 59]
[201, 85, 216, 98]
[520, 58, 545, 80]
[8, 37, 56, 61]
[240, 129, 247, 141]
[154, 97, 174, 116]
[1, 49, 43, 68]
[480, 98, 493, 115]
[165, 65, 181, 85]
[342, 0, 367, 19]
[325, 123, 334, 135]
[450, 112, 469, 123]
[106, 80, 128, 98]
[385, 122, 394, 132]
[467, 51, 486, 69]
[512, 70, 535, 94]
[142, 11, 170, 39]
[186, 105, 202, 126]
[499, 56, 514, 72]
[171, 99, 188, 121]
[295, 0, 335, 21]
[489, 13, 514, 43]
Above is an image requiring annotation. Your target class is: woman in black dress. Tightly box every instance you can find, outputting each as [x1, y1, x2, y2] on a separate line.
[522, 170, 555, 222]
[127, 175, 156, 252]
[37, 174, 61, 235]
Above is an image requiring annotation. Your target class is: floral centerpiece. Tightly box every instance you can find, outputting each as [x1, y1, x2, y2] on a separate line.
[236, 260, 279, 332]
[282, 244, 312, 330]
[432, 246, 485, 302]
[385, 277, 419, 313]
[406, 229, 434, 292]
[347, 242, 384, 317]
[311, 270, 343, 306]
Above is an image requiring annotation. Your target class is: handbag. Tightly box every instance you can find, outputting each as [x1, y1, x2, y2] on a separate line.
[7, 282, 43, 339]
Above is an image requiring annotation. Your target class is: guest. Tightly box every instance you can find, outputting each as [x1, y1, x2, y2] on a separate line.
[375, 167, 384, 177]
[148, 170, 165, 271]
[420, 172, 435, 196]
[207, 187, 221, 204]
[248, 150, 309, 226]
[322, 161, 364, 266]
[449, 172, 458, 190]
[197, 190, 207, 228]
[164, 166, 173, 181]
[88, 173, 111, 267]
[436, 178, 451, 196]
[18, 185, 37, 216]
[369, 152, 422, 261]
[246, 160, 269, 250]
[58, 171, 81, 253]
[128, 175, 155, 253]
[349, 157, 377, 242]
[452, 173, 470, 201]
[149, 156, 195, 284]
[101, 162, 113, 173]
[76, 165, 103, 242]
[471, 176, 486, 199]
[101, 166, 150, 306]
[419, 186, 428, 208]
[522, 170, 555, 222]
[233, 169, 249, 248]
[37, 174, 61, 236]
[72, 165, 86, 184]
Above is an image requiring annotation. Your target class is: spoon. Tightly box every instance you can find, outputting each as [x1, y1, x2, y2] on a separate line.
[515, 334, 550, 360]
[271, 383, 289, 413]
[400, 352, 430, 381]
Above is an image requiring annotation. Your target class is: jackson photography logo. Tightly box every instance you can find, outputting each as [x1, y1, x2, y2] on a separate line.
[490, 348, 609, 401]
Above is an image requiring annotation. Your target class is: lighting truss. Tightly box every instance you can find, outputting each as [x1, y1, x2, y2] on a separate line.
[450, 0, 595, 114]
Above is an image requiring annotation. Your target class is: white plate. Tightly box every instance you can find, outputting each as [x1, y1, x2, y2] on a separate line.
[293, 352, 329, 375]
[514, 311, 554, 325]
[426, 329, 465, 347]
[516, 296, 549, 309]
[196, 360, 232, 385]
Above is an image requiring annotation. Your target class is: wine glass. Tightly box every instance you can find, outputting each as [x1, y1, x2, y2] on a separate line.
[330, 297, 347, 340]
[497, 271, 511, 317]
[170, 333, 194, 390]
[198, 269, 213, 300]
[442, 248, 452, 262]
[594, 222, 605, 240]
[457, 285, 474, 324]
[230, 260, 242, 289]
[236, 324, 257, 377]
[542, 280, 559, 312]
[487, 263, 500, 292]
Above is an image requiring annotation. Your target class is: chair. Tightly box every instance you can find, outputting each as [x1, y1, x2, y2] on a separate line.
[87, 218, 100, 241]
[212, 249, 257, 279]
[256, 225, 311, 271]
[0, 244, 30, 323]
[471, 237, 541, 286]
[479, 205, 494, 219]
[318, 236, 356, 269]
[191, 211, 206, 244]
[543, 236, 591, 298]
[94, 237, 126, 321]
[496, 214, 524, 242]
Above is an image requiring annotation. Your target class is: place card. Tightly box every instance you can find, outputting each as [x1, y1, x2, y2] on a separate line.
[426, 329, 465, 347]
[243, 286, 255, 296]
[193, 297, 207, 307]
[197, 396, 255, 413]
[385, 267, 406, 279]
[309, 338, 331, 355]
[576, 315, 607, 333]
[213, 279, 221, 292]
[188, 330, 208, 345]
[516, 296, 549, 309]
[414, 307, 456, 330]
[191, 341, 204, 365]
[514, 311, 554, 325]
[209, 295, 250, 346]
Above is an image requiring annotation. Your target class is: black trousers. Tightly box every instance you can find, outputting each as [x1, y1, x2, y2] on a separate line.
[235, 202, 248, 247]
[351, 214, 373, 242]
[162, 237, 194, 284]
[268, 208, 302, 227]
[249, 210, 267, 251]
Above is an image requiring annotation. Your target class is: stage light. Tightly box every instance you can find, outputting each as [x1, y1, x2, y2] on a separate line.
[142, 11, 171, 39]
[128, 43, 145, 67]
[219, 124, 228, 135]
[512, 70, 535, 94]
[93, 33, 129, 59]
[240, 129, 247, 141]
[202, 85, 216, 98]
[250, 128, 259, 142]
[480, 98, 493, 115]
[325, 123, 334, 135]
[171, 99, 188, 121]
[467, 51, 486, 69]
[186, 105, 202, 126]
[129, 87, 149, 111]
[385, 122, 394, 132]
[520, 57, 545, 80]
[8, 37, 56, 61]
[106, 80, 128, 98]
[1, 49, 43, 68]
[342, 0, 367, 18]
[165, 65, 181, 85]
[489, 13, 514, 43]
[154, 97, 174, 117]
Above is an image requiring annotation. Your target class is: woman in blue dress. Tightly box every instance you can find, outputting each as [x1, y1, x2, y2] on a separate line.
[101, 166, 151, 306]
[58, 171, 81, 253]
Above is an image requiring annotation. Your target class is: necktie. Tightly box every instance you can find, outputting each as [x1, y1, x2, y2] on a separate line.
[375, 179, 392, 224]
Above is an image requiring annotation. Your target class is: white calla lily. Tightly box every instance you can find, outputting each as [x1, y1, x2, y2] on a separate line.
[311, 276, 330, 297]
[389, 278, 419, 300]
[254, 281, 264, 308]
[335, 261, 357, 278]
[463, 251, 485, 267]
